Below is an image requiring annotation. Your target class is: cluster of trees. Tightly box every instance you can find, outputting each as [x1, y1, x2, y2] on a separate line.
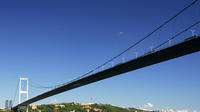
[25, 103, 86, 112]
[90, 104, 148, 112]
[0, 109, 10, 112]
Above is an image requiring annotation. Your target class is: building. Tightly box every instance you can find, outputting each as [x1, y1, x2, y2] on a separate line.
[5, 100, 13, 108]
[93, 108, 102, 112]
[5, 100, 9, 109]
[55, 104, 65, 108]
[30, 104, 38, 109]
[9, 100, 13, 108]
[81, 103, 93, 106]
[81, 103, 93, 110]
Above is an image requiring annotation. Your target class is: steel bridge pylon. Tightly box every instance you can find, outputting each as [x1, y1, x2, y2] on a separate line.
[18, 77, 29, 112]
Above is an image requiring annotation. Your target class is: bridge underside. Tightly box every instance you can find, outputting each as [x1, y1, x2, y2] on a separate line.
[12, 36, 200, 111]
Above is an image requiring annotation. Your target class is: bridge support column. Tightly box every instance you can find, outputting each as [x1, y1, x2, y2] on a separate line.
[26, 105, 28, 112]
[12, 107, 21, 112]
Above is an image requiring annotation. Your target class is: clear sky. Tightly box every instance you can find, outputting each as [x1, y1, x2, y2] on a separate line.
[0, 0, 200, 111]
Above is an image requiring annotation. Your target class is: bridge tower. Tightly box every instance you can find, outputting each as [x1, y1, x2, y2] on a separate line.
[19, 77, 29, 112]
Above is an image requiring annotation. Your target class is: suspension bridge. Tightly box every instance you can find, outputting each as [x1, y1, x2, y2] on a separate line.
[11, 0, 200, 111]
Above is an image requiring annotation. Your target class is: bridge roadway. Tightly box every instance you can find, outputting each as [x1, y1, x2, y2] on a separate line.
[12, 36, 200, 111]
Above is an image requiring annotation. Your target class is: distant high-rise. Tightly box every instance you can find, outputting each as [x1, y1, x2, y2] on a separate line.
[9, 100, 13, 108]
[5, 100, 13, 108]
[5, 100, 8, 108]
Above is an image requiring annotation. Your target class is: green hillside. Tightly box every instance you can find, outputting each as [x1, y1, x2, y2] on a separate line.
[1, 102, 154, 112]
[26, 102, 150, 112]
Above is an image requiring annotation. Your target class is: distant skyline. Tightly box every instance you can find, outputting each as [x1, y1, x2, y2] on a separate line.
[0, 0, 200, 111]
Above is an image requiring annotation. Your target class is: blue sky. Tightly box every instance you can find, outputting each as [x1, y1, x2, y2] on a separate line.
[0, 0, 200, 111]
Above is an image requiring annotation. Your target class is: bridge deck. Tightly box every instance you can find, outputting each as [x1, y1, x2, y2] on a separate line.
[12, 36, 200, 110]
